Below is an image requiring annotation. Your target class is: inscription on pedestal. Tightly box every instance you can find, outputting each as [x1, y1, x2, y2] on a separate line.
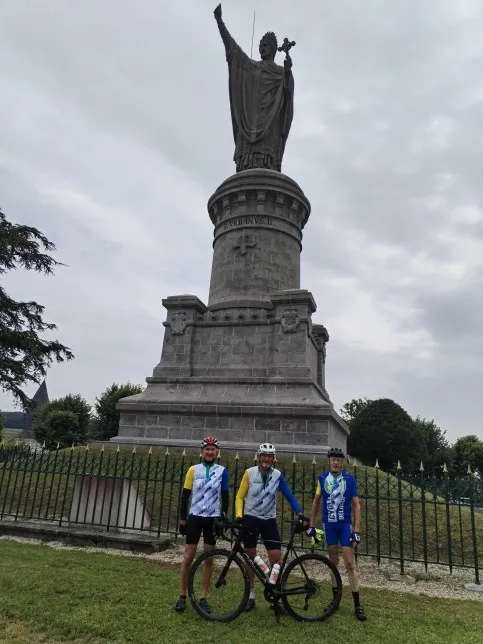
[222, 215, 274, 231]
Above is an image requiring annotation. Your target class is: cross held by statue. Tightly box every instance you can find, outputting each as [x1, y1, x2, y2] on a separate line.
[278, 37, 296, 57]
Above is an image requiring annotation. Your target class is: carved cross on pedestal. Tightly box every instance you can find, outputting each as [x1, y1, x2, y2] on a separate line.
[233, 233, 257, 256]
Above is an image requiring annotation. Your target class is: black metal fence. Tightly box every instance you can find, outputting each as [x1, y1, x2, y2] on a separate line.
[1, 443, 482, 584]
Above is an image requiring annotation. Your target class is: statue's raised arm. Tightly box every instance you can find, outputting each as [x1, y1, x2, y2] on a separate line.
[213, 4, 295, 173]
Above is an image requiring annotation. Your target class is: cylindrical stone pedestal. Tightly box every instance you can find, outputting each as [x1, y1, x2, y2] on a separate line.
[207, 169, 311, 310]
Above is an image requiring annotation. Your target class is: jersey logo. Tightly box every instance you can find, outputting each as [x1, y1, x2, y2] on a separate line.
[324, 474, 346, 523]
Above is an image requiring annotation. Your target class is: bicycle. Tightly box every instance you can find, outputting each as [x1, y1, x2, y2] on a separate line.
[187, 518, 343, 623]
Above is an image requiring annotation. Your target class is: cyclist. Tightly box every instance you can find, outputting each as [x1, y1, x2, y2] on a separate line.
[235, 442, 308, 612]
[307, 446, 367, 621]
[174, 436, 229, 614]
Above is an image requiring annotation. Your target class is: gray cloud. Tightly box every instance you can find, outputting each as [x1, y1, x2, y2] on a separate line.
[1, 0, 483, 442]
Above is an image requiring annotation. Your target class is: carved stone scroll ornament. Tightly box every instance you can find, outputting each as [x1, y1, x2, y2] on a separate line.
[170, 311, 187, 335]
[281, 307, 300, 333]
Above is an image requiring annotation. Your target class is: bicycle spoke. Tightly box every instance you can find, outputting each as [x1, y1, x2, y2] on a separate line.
[188, 549, 249, 622]
[281, 553, 342, 622]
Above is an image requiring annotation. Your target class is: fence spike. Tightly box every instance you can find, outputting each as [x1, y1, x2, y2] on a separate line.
[467, 463, 472, 474]
[254, 452, 258, 461]
[15, 438, 19, 447]
[375, 458, 380, 469]
[148, 446, 153, 456]
[165, 447, 170, 456]
[312, 455, 317, 466]
[217, 450, 222, 460]
[419, 461, 424, 472]
[443, 462, 448, 473]
[116, 445, 120, 453]
[101, 444, 105, 452]
[235, 450, 239, 460]
[56, 441, 60, 450]
[292, 454, 297, 464]
[182, 448, 186, 457]
[397, 459, 402, 470]
[0, 439, 4, 447]
[84, 444, 89, 451]
[132, 446, 136, 454]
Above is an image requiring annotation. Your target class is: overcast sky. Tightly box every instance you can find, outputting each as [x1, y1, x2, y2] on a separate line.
[1, 0, 482, 443]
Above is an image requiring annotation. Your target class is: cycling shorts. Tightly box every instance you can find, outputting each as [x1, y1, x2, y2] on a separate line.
[323, 522, 352, 548]
[186, 515, 217, 546]
[241, 515, 281, 551]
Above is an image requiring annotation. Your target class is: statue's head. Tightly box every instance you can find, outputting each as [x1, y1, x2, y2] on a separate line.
[259, 31, 278, 61]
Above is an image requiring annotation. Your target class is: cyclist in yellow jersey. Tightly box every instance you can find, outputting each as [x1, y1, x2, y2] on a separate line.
[174, 437, 229, 614]
[235, 443, 308, 611]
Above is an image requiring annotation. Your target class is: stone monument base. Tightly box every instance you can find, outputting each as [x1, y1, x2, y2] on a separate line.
[113, 289, 348, 456]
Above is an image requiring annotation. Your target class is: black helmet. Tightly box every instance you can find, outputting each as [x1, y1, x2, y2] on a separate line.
[327, 447, 345, 459]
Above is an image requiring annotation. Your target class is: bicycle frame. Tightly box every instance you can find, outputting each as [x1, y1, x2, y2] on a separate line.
[217, 520, 309, 598]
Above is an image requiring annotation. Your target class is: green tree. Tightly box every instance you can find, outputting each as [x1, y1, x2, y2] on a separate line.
[340, 397, 372, 424]
[0, 209, 74, 408]
[452, 435, 483, 476]
[347, 398, 427, 470]
[33, 394, 91, 449]
[90, 382, 144, 441]
[413, 417, 452, 474]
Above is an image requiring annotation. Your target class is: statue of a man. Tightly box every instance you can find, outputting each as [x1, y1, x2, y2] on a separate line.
[214, 4, 294, 173]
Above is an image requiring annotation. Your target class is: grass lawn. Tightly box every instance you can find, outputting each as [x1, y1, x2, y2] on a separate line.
[0, 541, 481, 644]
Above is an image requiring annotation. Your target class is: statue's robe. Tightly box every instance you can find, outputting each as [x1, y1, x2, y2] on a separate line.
[225, 38, 294, 172]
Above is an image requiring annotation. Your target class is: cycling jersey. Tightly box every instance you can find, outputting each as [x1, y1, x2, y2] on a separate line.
[183, 462, 229, 518]
[235, 466, 302, 519]
[316, 471, 358, 523]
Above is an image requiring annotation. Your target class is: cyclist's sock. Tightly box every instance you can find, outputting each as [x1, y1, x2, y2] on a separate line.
[352, 591, 361, 607]
[249, 589, 255, 600]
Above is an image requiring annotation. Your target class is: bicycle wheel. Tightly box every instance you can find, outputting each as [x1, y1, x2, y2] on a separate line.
[280, 552, 343, 622]
[187, 548, 250, 622]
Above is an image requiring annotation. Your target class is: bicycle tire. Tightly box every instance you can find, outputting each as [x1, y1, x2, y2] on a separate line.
[187, 548, 250, 623]
[280, 552, 343, 622]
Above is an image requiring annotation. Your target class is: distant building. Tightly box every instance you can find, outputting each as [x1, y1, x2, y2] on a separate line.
[23, 380, 50, 438]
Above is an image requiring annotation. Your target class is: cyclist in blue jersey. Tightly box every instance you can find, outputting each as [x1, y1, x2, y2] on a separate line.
[235, 443, 308, 612]
[307, 447, 367, 621]
[174, 436, 229, 614]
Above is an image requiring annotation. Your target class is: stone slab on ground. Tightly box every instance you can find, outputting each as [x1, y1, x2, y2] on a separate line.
[0, 519, 171, 554]
[464, 583, 483, 593]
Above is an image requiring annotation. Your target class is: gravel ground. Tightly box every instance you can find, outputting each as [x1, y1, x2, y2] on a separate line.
[1, 535, 481, 602]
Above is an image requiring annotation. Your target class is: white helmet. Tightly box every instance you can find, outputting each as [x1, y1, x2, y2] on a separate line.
[258, 443, 276, 455]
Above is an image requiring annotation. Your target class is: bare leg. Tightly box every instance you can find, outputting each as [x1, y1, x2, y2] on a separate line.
[267, 549, 281, 567]
[341, 546, 359, 592]
[201, 543, 215, 598]
[179, 544, 197, 596]
[245, 547, 257, 590]
[327, 544, 340, 588]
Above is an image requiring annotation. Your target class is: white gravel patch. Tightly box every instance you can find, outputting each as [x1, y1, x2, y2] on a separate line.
[1, 535, 481, 602]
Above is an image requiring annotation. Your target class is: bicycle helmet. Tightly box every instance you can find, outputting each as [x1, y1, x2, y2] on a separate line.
[201, 436, 219, 449]
[327, 447, 345, 459]
[258, 443, 276, 455]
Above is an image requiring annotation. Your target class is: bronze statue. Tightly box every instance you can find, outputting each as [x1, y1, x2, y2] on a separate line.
[214, 4, 295, 173]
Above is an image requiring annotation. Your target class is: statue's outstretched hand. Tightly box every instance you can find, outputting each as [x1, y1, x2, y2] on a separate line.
[214, 4, 222, 20]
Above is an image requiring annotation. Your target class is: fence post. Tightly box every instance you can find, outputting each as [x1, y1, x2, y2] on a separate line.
[468, 466, 481, 585]
[396, 460, 404, 575]
[375, 459, 381, 566]
[420, 461, 428, 573]
[443, 463, 453, 575]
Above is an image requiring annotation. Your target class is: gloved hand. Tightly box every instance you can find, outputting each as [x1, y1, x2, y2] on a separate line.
[350, 531, 361, 544]
[306, 526, 316, 538]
